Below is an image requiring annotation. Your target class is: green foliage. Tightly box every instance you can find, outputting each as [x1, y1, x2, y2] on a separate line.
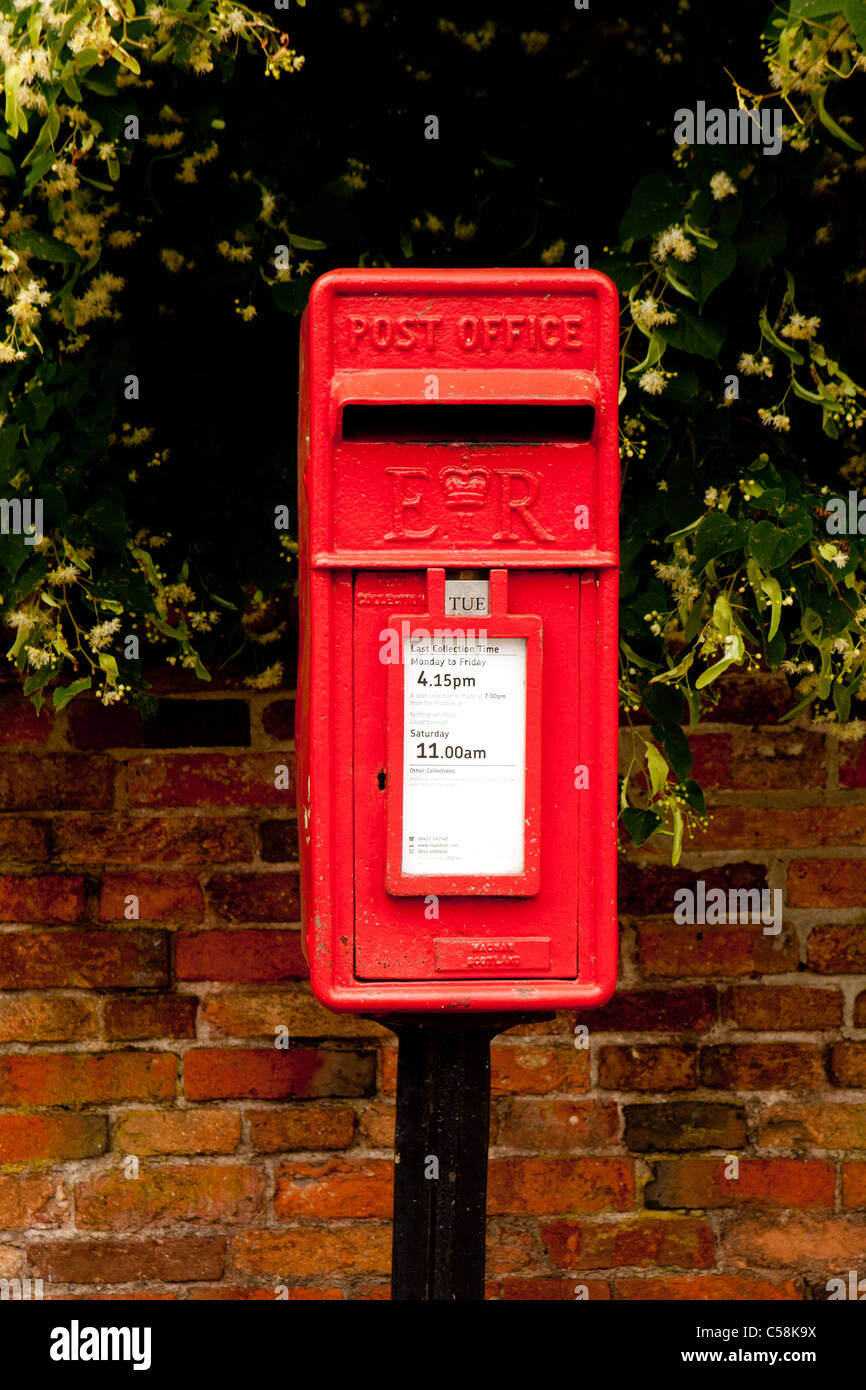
[1, 1, 865, 863]
[614, 1, 866, 859]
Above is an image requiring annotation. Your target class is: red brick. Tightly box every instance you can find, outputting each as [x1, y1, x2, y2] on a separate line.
[261, 700, 295, 740]
[274, 1159, 392, 1219]
[541, 1216, 715, 1269]
[114, 1110, 241, 1157]
[697, 806, 866, 850]
[724, 1215, 866, 1267]
[259, 821, 299, 864]
[0, 930, 167, 989]
[598, 1045, 696, 1091]
[490, 1044, 589, 1096]
[176, 929, 305, 982]
[0, 695, 52, 745]
[187, 1287, 342, 1300]
[615, 1274, 799, 1299]
[75, 1164, 266, 1231]
[232, 1227, 391, 1278]
[700, 1044, 824, 1090]
[761, 1104, 866, 1151]
[830, 1042, 866, 1087]
[183, 1047, 375, 1101]
[0, 1113, 107, 1163]
[30, 1237, 226, 1284]
[0, 754, 113, 809]
[619, 861, 766, 914]
[624, 1102, 746, 1152]
[855, 990, 866, 1026]
[789, 860, 866, 909]
[637, 924, 798, 978]
[357, 1100, 395, 1148]
[722, 985, 842, 1030]
[200, 989, 383, 1039]
[839, 737, 866, 787]
[0, 819, 49, 861]
[48, 1292, 177, 1301]
[486, 1158, 634, 1215]
[0, 874, 85, 923]
[98, 872, 204, 923]
[689, 731, 825, 790]
[379, 1046, 398, 1096]
[128, 754, 292, 807]
[247, 1105, 355, 1153]
[0, 1052, 176, 1106]
[492, 1099, 618, 1150]
[103, 994, 196, 1041]
[52, 815, 255, 865]
[202, 995, 383, 1045]
[206, 873, 300, 923]
[585, 988, 717, 1033]
[496, 1277, 611, 1300]
[808, 923, 866, 973]
[0, 993, 98, 1042]
[645, 1158, 835, 1210]
[841, 1162, 866, 1209]
[0, 1173, 64, 1229]
[709, 674, 795, 724]
[484, 1218, 540, 1276]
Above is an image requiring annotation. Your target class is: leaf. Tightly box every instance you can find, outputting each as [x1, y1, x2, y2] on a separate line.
[85, 498, 127, 550]
[287, 233, 327, 250]
[663, 516, 702, 544]
[622, 806, 662, 846]
[814, 86, 863, 151]
[652, 722, 693, 778]
[480, 149, 515, 169]
[650, 652, 694, 685]
[671, 805, 684, 866]
[83, 72, 118, 96]
[761, 576, 783, 640]
[645, 743, 670, 797]
[790, 0, 844, 13]
[0, 152, 15, 179]
[748, 517, 813, 570]
[53, 677, 92, 710]
[758, 311, 804, 365]
[619, 173, 684, 242]
[9, 229, 80, 264]
[735, 215, 787, 279]
[98, 652, 119, 681]
[694, 510, 748, 571]
[695, 655, 736, 689]
[112, 46, 141, 76]
[844, 0, 866, 47]
[713, 594, 733, 636]
[681, 778, 706, 816]
[678, 240, 737, 309]
[658, 311, 724, 361]
[791, 376, 843, 410]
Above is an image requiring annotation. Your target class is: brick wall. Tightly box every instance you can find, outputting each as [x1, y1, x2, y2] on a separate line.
[0, 666, 864, 1300]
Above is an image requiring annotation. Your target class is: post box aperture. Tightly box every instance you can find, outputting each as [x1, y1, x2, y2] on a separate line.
[296, 268, 619, 1013]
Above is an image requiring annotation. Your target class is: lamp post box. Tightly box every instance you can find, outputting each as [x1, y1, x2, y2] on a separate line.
[296, 268, 619, 1017]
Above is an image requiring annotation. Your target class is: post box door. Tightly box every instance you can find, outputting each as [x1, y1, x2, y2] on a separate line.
[352, 569, 582, 981]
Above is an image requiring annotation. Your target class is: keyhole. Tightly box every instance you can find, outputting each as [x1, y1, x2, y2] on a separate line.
[377, 770, 386, 791]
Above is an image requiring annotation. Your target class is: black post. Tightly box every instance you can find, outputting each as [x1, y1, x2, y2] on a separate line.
[383, 1013, 554, 1301]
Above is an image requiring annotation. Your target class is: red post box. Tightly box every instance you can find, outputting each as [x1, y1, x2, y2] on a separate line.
[295, 268, 619, 1013]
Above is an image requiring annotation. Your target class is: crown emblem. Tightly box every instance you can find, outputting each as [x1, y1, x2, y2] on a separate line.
[439, 465, 491, 509]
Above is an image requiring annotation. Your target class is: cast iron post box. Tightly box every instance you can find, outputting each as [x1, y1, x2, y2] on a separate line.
[296, 268, 618, 1013]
